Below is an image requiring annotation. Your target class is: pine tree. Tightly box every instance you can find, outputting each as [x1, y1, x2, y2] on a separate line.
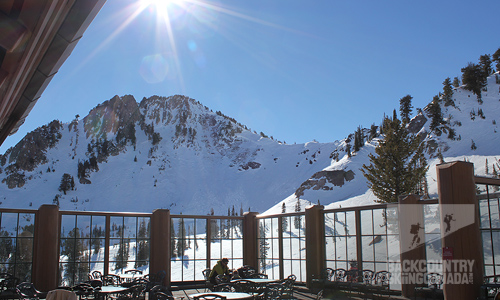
[210, 218, 220, 239]
[294, 199, 301, 229]
[428, 96, 444, 134]
[345, 143, 351, 158]
[258, 223, 269, 270]
[177, 218, 187, 258]
[353, 126, 363, 152]
[493, 48, 500, 72]
[399, 95, 413, 124]
[493, 164, 500, 192]
[91, 225, 103, 255]
[281, 203, 288, 233]
[114, 226, 129, 271]
[170, 219, 176, 258]
[369, 124, 378, 141]
[486, 159, 489, 175]
[231, 205, 236, 228]
[0, 230, 13, 271]
[59, 173, 75, 195]
[452, 77, 460, 88]
[461, 62, 486, 101]
[442, 77, 454, 107]
[437, 149, 445, 164]
[135, 219, 149, 268]
[479, 54, 493, 77]
[226, 209, 231, 238]
[361, 117, 428, 203]
[61, 227, 89, 284]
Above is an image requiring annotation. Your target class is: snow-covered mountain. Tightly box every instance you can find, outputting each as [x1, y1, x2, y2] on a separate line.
[1, 72, 499, 215]
[266, 72, 500, 214]
[0, 94, 337, 214]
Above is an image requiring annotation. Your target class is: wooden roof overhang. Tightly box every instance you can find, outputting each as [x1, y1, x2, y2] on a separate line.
[0, 0, 106, 147]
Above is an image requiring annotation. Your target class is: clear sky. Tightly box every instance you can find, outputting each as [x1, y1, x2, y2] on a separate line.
[1, 0, 499, 153]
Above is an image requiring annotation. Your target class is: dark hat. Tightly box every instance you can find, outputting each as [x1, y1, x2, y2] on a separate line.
[222, 258, 229, 263]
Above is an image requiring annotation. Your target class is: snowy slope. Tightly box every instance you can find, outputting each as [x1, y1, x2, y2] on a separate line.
[264, 72, 500, 215]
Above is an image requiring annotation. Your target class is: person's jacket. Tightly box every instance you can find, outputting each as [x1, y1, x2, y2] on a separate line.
[209, 260, 229, 284]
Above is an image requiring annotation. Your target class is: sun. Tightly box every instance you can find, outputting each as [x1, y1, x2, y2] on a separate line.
[139, 0, 179, 13]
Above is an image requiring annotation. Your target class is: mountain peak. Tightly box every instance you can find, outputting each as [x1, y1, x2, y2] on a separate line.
[84, 95, 140, 139]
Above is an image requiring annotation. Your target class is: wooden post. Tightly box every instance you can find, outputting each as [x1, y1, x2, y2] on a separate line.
[437, 161, 483, 300]
[150, 209, 171, 287]
[32, 205, 59, 292]
[398, 195, 426, 298]
[243, 212, 259, 269]
[305, 205, 325, 288]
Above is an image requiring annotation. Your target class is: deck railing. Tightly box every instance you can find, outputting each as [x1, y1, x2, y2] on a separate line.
[0, 161, 498, 299]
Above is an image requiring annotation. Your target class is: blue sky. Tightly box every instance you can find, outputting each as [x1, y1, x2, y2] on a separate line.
[1, 0, 499, 153]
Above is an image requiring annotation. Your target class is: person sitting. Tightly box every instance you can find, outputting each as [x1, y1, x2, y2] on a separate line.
[209, 258, 230, 285]
[231, 270, 241, 280]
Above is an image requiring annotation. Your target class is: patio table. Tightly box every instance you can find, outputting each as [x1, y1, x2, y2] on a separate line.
[189, 292, 253, 299]
[96, 286, 129, 300]
[230, 279, 277, 284]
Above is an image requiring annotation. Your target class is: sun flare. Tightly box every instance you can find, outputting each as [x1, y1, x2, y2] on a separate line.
[140, 0, 178, 12]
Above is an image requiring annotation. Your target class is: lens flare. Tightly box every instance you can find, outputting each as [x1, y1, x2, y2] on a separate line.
[140, 54, 168, 83]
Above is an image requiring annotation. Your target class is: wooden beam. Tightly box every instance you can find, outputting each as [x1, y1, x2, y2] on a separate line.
[437, 161, 483, 300]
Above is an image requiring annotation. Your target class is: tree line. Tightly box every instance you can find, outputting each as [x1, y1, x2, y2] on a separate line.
[360, 46, 500, 203]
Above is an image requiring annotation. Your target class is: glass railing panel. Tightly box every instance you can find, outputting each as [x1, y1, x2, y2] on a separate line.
[361, 210, 373, 235]
[373, 209, 386, 235]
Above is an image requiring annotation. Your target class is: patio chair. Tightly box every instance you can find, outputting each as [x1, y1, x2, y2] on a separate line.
[332, 268, 347, 282]
[192, 294, 226, 300]
[155, 291, 174, 300]
[237, 266, 258, 279]
[231, 280, 256, 294]
[128, 283, 146, 299]
[263, 282, 284, 300]
[16, 282, 45, 300]
[202, 269, 213, 292]
[360, 270, 374, 285]
[281, 275, 296, 299]
[365, 271, 393, 298]
[90, 271, 102, 280]
[329, 268, 348, 291]
[0, 275, 20, 295]
[102, 274, 122, 286]
[215, 275, 230, 285]
[124, 269, 143, 275]
[480, 275, 500, 300]
[413, 273, 443, 300]
[71, 283, 94, 300]
[213, 283, 235, 292]
[372, 271, 391, 290]
[149, 285, 173, 300]
[121, 277, 149, 288]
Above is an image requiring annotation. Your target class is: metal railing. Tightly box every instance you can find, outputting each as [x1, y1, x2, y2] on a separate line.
[0, 173, 497, 290]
